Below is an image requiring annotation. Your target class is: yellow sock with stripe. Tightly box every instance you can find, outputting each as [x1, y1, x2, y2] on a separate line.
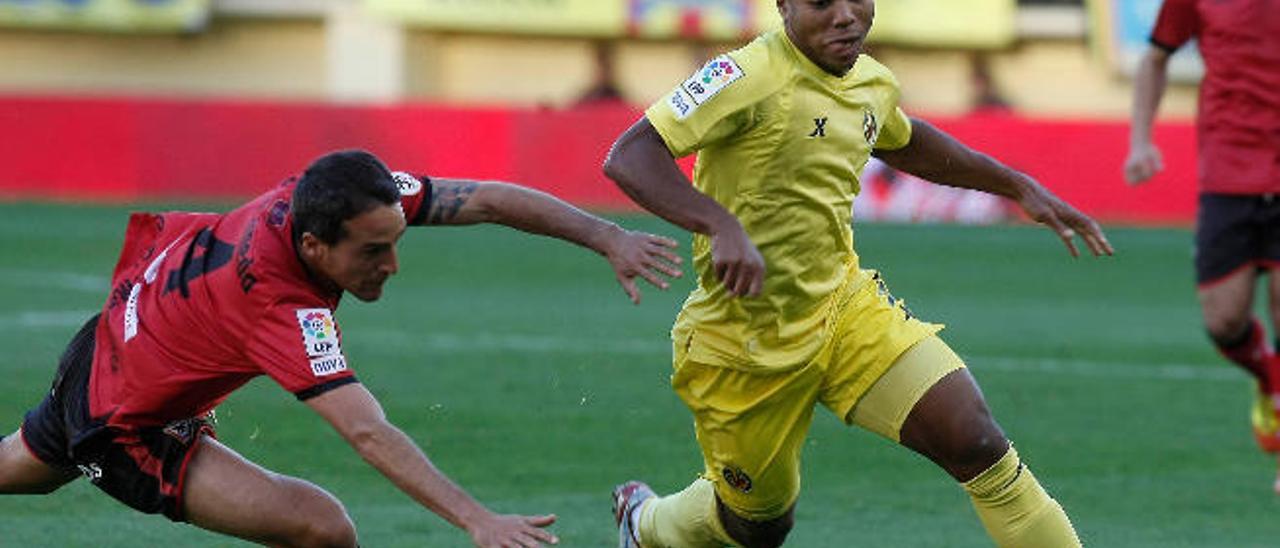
[962, 446, 1082, 548]
[637, 478, 735, 548]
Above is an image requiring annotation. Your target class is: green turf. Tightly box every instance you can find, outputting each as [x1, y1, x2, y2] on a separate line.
[1, 202, 1278, 546]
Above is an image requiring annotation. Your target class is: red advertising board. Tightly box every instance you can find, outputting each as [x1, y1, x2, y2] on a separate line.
[0, 96, 1195, 225]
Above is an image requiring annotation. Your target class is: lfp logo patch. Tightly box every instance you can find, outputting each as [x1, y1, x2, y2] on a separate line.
[668, 54, 744, 120]
[700, 59, 737, 86]
[296, 308, 341, 359]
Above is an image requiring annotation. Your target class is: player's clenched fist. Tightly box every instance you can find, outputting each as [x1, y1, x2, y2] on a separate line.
[710, 219, 765, 298]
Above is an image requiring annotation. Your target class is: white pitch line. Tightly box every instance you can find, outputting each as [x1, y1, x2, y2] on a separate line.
[359, 328, 1239, 384]
[0, 310, 98, 329]
[1, 314, 1237, 385]
[968, 355, 1239, 383]
[0, 268, 109, 293]
[359, 329, 662, 355]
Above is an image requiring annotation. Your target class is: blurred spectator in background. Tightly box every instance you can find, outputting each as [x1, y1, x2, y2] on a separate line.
[852, 51, 1012, 225]
[968, 52, 1012, 114]
[1124, 0, 1280, 492]
[855, 157, 1010, 225]
[573, 41, 627, 107]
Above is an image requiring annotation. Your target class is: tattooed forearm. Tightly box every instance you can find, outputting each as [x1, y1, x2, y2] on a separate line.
[427, 180, 479, 224]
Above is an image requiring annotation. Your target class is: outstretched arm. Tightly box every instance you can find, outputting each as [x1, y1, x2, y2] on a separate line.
[423, 176, 682, 304]
[602, 118, 765, 297]
[307, 383, 558, 547]
[1124, 46, 1172, 185]
[873, 118, 1113, 257]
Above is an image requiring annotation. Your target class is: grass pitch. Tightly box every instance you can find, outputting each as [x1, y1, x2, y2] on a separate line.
[1, 202, 1278, 546]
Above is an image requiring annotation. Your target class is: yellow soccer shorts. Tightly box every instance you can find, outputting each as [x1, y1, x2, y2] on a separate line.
[670, 271, 963, 521]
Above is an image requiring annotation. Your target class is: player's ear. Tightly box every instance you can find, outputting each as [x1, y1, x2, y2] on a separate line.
[298, 231, 327, 263]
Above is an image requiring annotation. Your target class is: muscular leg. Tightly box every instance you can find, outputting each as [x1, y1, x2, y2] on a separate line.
[0, 428, 78, 494]
[1200, 268, 1260, 343]
[182, 435, 357, 548]
[898, 369, 1007, 482]
[1199, 269, 1269, 382]
[709, 352, 996, 547]
[899, 369, 1079, 547]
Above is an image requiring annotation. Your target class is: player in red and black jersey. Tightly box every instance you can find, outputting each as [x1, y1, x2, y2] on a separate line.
[1125, 0, 1280, 491]
[0, 150, 683, 546]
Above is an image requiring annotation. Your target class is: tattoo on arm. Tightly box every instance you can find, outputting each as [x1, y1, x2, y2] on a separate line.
[427, 180, 479, 224]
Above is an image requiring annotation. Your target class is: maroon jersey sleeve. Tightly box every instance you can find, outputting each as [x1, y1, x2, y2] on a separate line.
[392, 172, 434, 226]
[246, 299, 358, 400]
[1150, 0, 1199, 52]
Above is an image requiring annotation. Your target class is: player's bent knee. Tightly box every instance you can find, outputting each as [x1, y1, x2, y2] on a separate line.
[952, 418, 1007, 459]
[1204, 314, 1250, 343]
[935, 421, 1008, 481]
[1198, 289, 1252, 342]
[913, 413, 1008, 482]
[184, 442, 352, 545]
[276, 477, 357, 548]
[270, 506, 356, 548]
[292, 515, 357, 548]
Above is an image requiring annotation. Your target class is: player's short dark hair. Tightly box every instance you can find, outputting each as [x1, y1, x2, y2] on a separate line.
[292, 150, 400, 246]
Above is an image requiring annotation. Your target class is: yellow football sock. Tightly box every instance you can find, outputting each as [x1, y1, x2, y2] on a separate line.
[962, 446, 1082, 548]
[637, 477, 735, 548]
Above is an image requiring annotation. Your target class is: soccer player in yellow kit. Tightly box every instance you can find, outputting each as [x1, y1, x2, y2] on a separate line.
[602, 1, 1114, 547]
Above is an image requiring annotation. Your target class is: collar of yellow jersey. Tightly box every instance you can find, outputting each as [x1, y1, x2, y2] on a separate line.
[774, 28, 861, 89]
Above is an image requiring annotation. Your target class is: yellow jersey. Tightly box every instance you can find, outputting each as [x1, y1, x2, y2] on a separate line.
[646, 29, 913, 370]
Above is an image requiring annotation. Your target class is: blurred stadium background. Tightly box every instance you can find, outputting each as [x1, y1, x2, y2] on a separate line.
[2, 0, 1277, 546]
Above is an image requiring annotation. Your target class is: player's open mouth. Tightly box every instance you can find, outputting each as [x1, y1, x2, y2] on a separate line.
[828, 36, 862, 56]
[830, 35, 861, 43]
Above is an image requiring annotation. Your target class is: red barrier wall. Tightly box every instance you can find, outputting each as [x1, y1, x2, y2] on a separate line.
[927, 113, 1197, 225]
[0, 96, 1197, 224]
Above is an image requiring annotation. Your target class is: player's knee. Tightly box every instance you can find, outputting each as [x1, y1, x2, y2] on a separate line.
[293, 514, 357, 548]
[280, 502, 356, 548]
[932, 413, 1008, 481]
[273, 477, 358, 547]
[956, 431, 1008, 475]
[1203, 311, 1249, 344]
[717, 500, 794, 548]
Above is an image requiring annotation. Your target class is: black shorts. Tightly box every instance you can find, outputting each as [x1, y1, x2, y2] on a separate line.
[20, 314, 215, 522]
[1194, 193, 1280, 285]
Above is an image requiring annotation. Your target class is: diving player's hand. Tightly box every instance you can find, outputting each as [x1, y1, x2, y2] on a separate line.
[1123, 141, 1164, 185]
[602, 226, 683, 305]
[709, 218, 765, 297]
[468, 513, 558, 547]
[1015, 183, 1114, 258]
